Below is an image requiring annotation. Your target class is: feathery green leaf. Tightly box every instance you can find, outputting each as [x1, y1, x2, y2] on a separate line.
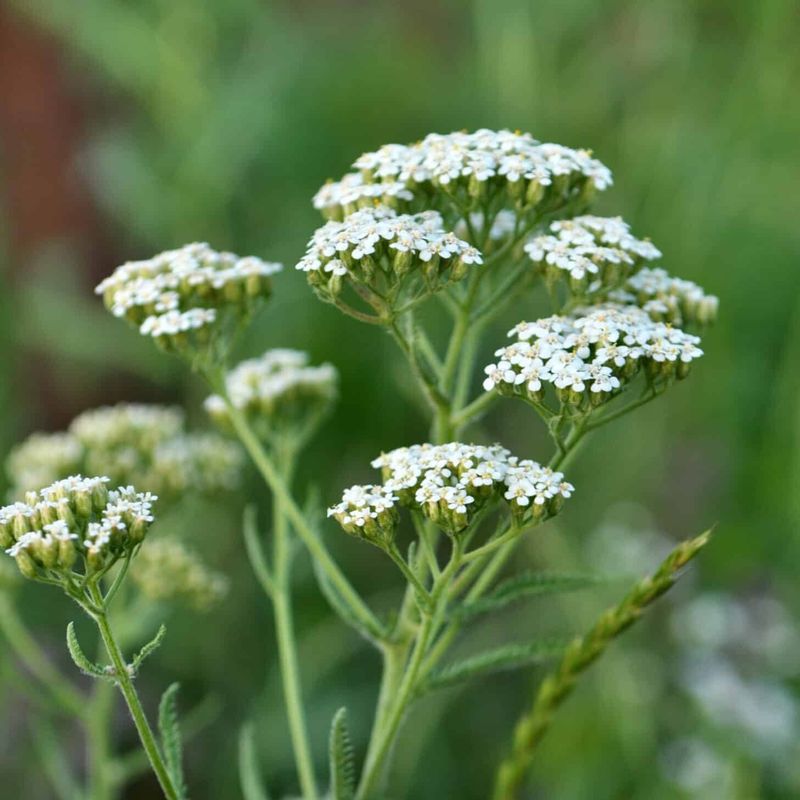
[328, 707, 355, 800]
[457, 572, 604, 620]
[158, 683, 186, 799]
[421, 638, 566, 694]
[66, 622, 112, 681]
[130, 624, 166, 675]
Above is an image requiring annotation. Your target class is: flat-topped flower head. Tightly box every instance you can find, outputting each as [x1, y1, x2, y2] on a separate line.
[313, 172, 414, 220]
[524, 215, 661, 299]
[326, 484, 401, 546]
[6, 404, 242, 501]
[130, 539, 228, 611]
[96, 242, 282, 359]
[329, 442, 573, 542]
[351, 129, 612, 216]
[297, 206, 482, 319]
[612, 267, 719, 327]
[205, 349, 338, 438]
[485, 304, 704, 410]
[1, 476, 156, 582]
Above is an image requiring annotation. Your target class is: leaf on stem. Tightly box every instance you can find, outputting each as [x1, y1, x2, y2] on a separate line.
[158, 683, 187, 799]
[239, 722, 271, 800]
[312, 558, 383, 645]
[328, 707, 356, 800]
[130, 624, 167, 676]
[457, 572, 605, 620]
[66, 622, 113, 682]
[420, 638, 566, 694]
[243, 505, 274, 597]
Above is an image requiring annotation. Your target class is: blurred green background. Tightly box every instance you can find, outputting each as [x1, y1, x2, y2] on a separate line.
[1, 0, 798, 798]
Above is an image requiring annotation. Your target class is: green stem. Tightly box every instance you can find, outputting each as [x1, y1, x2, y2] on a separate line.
[87, 680, 115, 800]
[387, 545, 433, 611]
[217, 391, 385, 641]
[0, 593, 85, 717]
[272, 445, 320, 800]
[89, 587, 180, 800]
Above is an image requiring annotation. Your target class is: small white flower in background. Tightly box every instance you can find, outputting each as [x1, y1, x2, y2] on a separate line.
[6, 404, 242, 502]
[614, 267, 719, 327]
[483, 303, 704, 407]
[205, 349, 338, 436]
[96, 242, 282, 354]
[130, 539, 229, 612]
[328, 442, 574, 538]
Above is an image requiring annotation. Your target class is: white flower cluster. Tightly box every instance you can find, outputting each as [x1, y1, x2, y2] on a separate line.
[614, 267, 719, 327]
[484, 304, 704, 405]
[1, 476, 156, 580]
[313, 172, 414, 220]
[205, 349, 338, 433]
[96, 242, 282, 351]
[329, 442, 573, 541]
[130, 539, 229, 611]
[6, 404, 242, 500]
[353, 130, 612, 205]
[524, 215, 661, 292]
[297, 206, 482, 305]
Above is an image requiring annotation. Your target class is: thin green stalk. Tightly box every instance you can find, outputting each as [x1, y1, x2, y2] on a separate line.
[0, 593, 85, 717]
[217, 392, 385, 641]
[87, 680, 115, 800]
[89, 586, 180, 800]
[271, 445, 320, 800]
[356, 546, 463, 800]
[491, 530, 712, 800]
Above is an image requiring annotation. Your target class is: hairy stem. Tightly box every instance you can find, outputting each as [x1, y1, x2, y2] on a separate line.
[271, 445, 320, 800]
[89, 586, 180, 800]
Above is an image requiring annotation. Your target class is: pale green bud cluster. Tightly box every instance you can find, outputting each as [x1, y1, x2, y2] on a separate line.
[6, 404, 242, 501]
[130, 539, 228, 612]
[614, 268, 719, 328]
[1, 476, 155, 583]
[95, 242, 283, 358]
[205, 350, 338, 438]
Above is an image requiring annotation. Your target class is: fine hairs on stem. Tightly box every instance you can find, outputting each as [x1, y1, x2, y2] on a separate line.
[1, 128, 718, 799]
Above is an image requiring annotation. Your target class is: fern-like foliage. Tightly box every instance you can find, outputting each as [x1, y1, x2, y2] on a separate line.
[158, 683, 187, 799]
[328, 707, 356, 800]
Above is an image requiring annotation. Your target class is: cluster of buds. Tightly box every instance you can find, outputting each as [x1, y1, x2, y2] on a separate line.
[1, 476, 155, 582]
[130, 539, 228, 612]
[524, 215, 661, 299]
[350, 129, 612, 218]
[205, 349, 338, 438]
[6, 404, 242, 501]
[484, 304, 705, 410]
[296, 206, 482, 314]
[95, 242, 282, 357]
[612, 268, 719, 328]
[328, 442, 573, 544]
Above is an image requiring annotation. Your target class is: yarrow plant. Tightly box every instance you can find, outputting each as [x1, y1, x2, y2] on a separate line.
[2, 129, 718, 800]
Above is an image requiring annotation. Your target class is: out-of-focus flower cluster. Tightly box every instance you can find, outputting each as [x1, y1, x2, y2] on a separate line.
[612, 267, 719, 328]
[313, 173, 414, 219]
[483, 304, 704, 409]
[6, 404, 242, 501]
[524, 215, 661, 297]
[1, 476, 155, 582]
[296, 206, 482, 313]
[335, 130, 611, 219]
[95, 243, 282, 356]
[130, 539, 228, 612]
[205, 349, 338, 438]
[328, 442, 573, 542]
